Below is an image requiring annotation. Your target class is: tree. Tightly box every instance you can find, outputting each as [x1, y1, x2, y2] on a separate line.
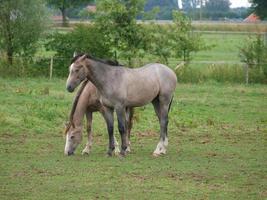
[181, 0, 204, 20]
[170, 11, 206, 62]
[144, 0, 179, 20]
[204, 0, 231, 19]
[239, 35, 267, 84]
[0, 0, 48, 64]
[250, 0, 267, 19]
[46, 0, 93, 26]
[93, 0, 148, 65]
[145, 23, 173, 64]
[45, 24, 112, 76]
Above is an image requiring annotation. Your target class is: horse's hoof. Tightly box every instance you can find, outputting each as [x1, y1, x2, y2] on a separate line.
[82, 149, 90, 155]
[152, 152, 161, 157]
[152, 150, 166, 157]
[120, 150, 127, 157]
[126, 146, 131, 153]
[107, 150, 114, 157]
[114, 147, 120, 156]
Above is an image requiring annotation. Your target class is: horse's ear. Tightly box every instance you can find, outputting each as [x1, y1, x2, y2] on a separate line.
[80, 54, 88, 61]
[73, 51, 78, 57]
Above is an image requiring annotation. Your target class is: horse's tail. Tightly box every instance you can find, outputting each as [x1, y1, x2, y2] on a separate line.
[168, 96, 174, 113]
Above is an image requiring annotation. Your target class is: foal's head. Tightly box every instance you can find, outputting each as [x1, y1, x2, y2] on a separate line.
[64, 122, 82, 155]
[66, 54, 89, 92]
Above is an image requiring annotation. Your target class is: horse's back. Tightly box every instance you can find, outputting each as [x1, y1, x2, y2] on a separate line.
[143, 63, 177, 94]
[121, 63, 176, 106]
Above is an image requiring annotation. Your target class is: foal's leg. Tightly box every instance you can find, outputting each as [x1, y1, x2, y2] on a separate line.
[82, 111, 93, 155]
[116, 107, 128, 156]
[101, 107, 116, 156]
[125, 107, 134, 152]
[153, 95, 172, 156]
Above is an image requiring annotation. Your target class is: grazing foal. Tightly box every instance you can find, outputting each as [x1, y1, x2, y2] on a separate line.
[64, 80, 133, 156]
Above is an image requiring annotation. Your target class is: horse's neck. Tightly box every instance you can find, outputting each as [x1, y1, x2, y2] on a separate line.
[87, 60, 112, 92]
[72, 93, 89, 127]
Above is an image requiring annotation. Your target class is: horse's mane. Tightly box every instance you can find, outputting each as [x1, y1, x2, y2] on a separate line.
[71, 53, 122, 66]
[65, 79, 89, 135]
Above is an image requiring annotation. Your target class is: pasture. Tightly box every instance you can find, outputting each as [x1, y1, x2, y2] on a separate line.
[0, 78, 266, 199]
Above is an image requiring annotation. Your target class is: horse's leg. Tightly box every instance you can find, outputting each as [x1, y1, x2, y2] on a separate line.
[152, 96, 160, 121]
[116, 107, 128, 156]
[101, 107, 120, 156]
[101, 107, 116, 156]
[125, 107, 134, 152]
[82, 111, 93, 155]
[153, 95, 172, 156]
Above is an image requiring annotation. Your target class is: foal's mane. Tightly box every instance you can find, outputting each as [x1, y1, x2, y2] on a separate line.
[71, 53, 121, 66]
[65, 79, 89, 135]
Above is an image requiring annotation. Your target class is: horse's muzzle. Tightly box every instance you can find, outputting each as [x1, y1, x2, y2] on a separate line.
[66, 85, 74, 92]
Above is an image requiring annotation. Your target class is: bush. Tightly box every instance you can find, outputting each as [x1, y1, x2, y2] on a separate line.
[45, 24, 113, 76]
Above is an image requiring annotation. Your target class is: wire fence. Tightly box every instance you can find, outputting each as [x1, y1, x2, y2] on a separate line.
[0, 54, 266, 85]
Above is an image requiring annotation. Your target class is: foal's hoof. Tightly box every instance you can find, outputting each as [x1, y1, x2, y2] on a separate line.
[126, 146, 131, 153]
[114, 147, 120, 156]
[82, 149, 90, 155]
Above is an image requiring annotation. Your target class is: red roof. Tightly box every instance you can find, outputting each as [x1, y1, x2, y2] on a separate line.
[244, 13, 260, 22]
[86, 5, 96, 12]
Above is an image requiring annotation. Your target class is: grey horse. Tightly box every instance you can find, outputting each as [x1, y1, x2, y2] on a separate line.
[66, 54, 177, 156]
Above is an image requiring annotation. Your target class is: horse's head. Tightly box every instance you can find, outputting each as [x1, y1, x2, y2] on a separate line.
[66, 54, 89, 92]
[64, 122, 82, 156]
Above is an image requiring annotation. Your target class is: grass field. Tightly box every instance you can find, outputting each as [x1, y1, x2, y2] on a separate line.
[0, 78, 266, 199]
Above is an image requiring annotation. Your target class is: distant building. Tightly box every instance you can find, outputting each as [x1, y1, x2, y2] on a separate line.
[86, 5, 96, 13]
[244, 13, 260, 23]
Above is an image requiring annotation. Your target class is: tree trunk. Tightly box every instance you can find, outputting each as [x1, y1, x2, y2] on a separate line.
[60, 7, 68, 27]
[5, 13, 13, 65]
[7, 47, 13, 65]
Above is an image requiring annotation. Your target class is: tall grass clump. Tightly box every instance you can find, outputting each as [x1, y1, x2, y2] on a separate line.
[176, 63, 266, 83]
[0, 56, 51, 78]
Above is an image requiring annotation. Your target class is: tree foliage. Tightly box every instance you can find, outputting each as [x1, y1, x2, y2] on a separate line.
[250, 0, 267, 19]
[144, 0, 179, 20]
[45, 24, 112, 75]
[204, 0, 231, 19]
[0, 0, 48, 64]
[93, 0, 147, 65]
[239, 35, 267, 83]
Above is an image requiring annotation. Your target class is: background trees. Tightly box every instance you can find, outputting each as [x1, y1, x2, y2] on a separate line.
[0, 0, 48, 64]
[46, 0, 93, 26]
[204, 0, 231, 19]
[144, 0, 179, 20]
[250, 0, 267, 19]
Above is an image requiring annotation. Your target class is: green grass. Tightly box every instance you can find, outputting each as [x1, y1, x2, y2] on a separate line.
[0, 78, 266, 199]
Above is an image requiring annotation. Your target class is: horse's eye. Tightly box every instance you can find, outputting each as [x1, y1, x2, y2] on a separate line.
[74, 69, 79, 73]
[70, 135, 75, 139]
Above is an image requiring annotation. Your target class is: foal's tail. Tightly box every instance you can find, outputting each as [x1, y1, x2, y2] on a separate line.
[168, 96, 174, 113]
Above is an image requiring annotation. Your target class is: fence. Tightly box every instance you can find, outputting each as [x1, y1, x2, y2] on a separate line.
[0, 54, 266, 84]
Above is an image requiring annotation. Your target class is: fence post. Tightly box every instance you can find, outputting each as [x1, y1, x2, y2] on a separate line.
[49, 56, 53, 80]
[243, 63, 249, 85]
